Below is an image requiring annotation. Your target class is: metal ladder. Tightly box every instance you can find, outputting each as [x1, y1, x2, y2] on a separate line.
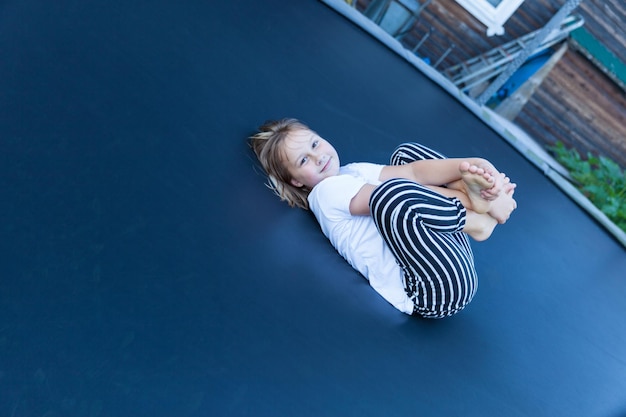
[442, 14, 584, 95]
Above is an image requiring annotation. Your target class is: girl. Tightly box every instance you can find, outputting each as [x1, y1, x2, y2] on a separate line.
[250, 118, 516, 318]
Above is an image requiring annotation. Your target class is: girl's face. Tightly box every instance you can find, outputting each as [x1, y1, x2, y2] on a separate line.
[282, 129, 340, 189]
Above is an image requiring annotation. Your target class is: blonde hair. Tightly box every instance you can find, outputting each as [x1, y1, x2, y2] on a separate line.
[249, 118, 313, 210]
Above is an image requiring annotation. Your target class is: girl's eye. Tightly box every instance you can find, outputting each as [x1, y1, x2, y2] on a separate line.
[312, 140, 319, 148]
[300, 156, 308, 166]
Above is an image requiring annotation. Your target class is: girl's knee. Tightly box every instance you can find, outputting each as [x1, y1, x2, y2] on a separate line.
[369, 178, 419, 214]
[370, 178, 466, 235]
[370, 178, 450, 211]
[390, 142, 447, 165]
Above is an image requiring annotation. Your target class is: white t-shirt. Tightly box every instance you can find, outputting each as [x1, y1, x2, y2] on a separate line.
[307, 163, 414, 315]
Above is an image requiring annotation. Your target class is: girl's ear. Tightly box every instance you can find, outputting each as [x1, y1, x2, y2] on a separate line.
[290, 178, 304, 188]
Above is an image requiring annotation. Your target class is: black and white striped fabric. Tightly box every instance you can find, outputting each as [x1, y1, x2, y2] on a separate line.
[370, 143, 477, 318]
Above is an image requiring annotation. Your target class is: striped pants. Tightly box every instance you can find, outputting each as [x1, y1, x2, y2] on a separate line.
[370, 143, 477, 318]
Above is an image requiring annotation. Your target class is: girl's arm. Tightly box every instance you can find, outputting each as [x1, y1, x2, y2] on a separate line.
[349, 158, 503, 216]
[379, 158, 495, 186]
[349, 184, 377, 216]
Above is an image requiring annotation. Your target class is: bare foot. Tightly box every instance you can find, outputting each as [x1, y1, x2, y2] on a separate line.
[488, 182, 517, 224]
[459, 161, 495, 214]
[464, 211, 497, 241]
[480, 171, 507, 201]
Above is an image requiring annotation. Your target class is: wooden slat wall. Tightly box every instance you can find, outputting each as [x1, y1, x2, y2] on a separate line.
[352, 0, 626, 168]
[515, 49, 626, 167]
[514, 0, 626, 168]
[356, 0, 563, 68]
[579, 0, 626, 61]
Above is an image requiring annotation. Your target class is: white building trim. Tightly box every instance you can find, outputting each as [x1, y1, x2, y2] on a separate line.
[454, 0, 525, 36]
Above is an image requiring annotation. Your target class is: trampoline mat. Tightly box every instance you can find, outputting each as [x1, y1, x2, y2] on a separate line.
[1, 1, 625, 416]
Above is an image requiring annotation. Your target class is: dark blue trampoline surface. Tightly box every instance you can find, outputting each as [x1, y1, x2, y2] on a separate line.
[1, 1, 625, 416]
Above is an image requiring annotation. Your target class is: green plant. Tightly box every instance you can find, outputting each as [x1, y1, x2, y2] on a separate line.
[549, 141, 626, 233]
